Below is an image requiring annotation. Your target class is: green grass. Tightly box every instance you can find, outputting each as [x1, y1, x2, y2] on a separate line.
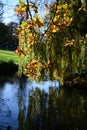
[0, 49, 19, 64]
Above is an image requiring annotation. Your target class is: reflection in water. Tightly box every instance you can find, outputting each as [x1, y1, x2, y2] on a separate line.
[0, 77, 87, 130]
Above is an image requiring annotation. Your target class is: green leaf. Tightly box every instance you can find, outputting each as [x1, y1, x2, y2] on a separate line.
[62, 4, 68, 9]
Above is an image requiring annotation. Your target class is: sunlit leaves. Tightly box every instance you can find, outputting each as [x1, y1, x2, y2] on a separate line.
[14, 2, 38, 19]
[43, 3, 73, 41]
[14, 1, 73, 80]
[24, 59, 50, 79]
[14, 0, 87, 83]
[51, 3, 72, 32]
[14, 5, 26, 16]
[35, 14, 44, 28]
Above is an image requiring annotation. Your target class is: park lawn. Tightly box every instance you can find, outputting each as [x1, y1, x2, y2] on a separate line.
[0, 50, 19, 64]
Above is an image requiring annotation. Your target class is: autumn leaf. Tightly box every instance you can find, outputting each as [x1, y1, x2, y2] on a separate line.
[34, 14, 44, 28]
[65, 39, 75, 47]
[50, 25, 59, 32]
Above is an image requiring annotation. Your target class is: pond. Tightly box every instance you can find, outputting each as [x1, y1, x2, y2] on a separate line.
[0, 75, 87, 130]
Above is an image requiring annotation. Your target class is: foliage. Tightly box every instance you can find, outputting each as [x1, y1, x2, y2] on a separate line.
[15, 0, 87, 84]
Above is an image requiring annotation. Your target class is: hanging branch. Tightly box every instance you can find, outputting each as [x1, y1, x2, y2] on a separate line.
[26, 0, 32, 20]
[39, 1, 59, 43]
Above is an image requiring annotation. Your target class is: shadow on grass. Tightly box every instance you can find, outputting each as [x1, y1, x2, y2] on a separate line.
[0, 61, 18, 76]
[0, 61, 18, 85]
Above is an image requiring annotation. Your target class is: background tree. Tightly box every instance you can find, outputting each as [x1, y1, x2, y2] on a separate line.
[0, 22, 18, 50]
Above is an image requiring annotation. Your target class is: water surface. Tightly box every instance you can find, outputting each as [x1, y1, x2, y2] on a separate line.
[0, 76, 87, 130]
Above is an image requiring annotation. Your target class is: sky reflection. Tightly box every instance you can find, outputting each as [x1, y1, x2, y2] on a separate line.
[0, 78, 59, 129]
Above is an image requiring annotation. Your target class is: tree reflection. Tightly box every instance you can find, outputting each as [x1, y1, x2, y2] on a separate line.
[17, 82, 87, 130]
[17, 77, 28, 130]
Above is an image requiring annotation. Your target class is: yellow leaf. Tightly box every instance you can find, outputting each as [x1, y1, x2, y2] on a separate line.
[21, 21, 27, 27]
[21, 6, 26, 12]
[54, 17, 57, 22]
[35, 15, 44, 28]
[19, 0, 24, 5]
[35, 14, 40, 19]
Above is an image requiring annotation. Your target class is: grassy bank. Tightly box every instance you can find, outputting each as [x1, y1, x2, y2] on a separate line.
[0, 49, 19, 64]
